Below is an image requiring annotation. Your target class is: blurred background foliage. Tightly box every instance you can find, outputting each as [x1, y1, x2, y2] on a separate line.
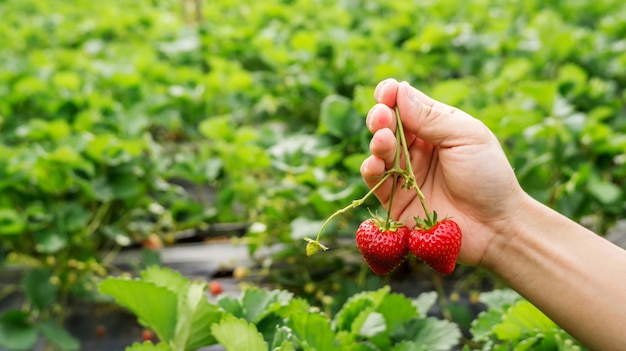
[0, 0, 625, 347]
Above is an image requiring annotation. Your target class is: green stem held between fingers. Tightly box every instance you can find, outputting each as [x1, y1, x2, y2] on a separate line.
[394, 107, 432, 223]
[384, 120, 403, 229]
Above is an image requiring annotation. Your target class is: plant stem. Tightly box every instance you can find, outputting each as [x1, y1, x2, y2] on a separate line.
[313, 172, 392, 242]
[384, 125, 403, 228]
[395, 107, 431, 221]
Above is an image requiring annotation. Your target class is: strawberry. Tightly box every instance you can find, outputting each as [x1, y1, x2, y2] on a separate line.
[408, 217, 462, 275]
[356, 218, 410, 275]
[208, 280, 223, 295]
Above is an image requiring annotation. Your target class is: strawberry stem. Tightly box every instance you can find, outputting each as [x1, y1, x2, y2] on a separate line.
[394, 107, 433, 223]
[384, 124, 402, 229]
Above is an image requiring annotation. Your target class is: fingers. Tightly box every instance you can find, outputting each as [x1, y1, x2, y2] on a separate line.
[360, 155, 392, 204]
[373, 78, 400, 107]
[366, 104, 396, 134]
[369, 127, 396, 170]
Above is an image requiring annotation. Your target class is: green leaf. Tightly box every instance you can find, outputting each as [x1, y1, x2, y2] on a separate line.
[513, 334, 542, 351]
[174, 281, 223, 350]
[271, 326, 295, 351]
[288, 311, 337, 351]
[357, 312, 387, 338]
[276, 297, 311, 319]
[412, 291, 438, 317]
[517, 81, 557, 113]
[99, 278, 178, 343]
[140, 266, 190, 295]
[199, 115, 236, 142]
[34, 230, 67, 253]
[273, 341, 296, 351]
[334, 292, 376, 332]
[37, 320, 80, 351]
[478, 289, 521, 311]
[217, 295, 244, 317]
[492, 300, 557, 341]
[56, 202, 92, 232]
[0, 311, 37, 351]
[390, 340, 430, 351]
[0, 208, 25, 235]
[22, 268, 58, 310]
[318, 95, 362, 138]
[211, 315, 268, 351]
[240, 287, 293, 324]
[377, 292, 417, 331]
[587, 176, 621, 204]
[403, 317, 461, 351]
[125, 341, 172, 351]
[470, 310, 504, 342]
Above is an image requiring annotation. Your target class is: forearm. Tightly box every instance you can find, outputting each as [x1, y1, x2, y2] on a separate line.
[483, 194, 626, 351]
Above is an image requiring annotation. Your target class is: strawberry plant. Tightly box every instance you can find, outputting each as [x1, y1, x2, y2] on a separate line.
[99, 267, 589, 350]
[99, 266, 462, 351]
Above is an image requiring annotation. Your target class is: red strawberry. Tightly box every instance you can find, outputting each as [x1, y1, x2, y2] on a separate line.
[208, 280, 223, 295]
[408, 218, 462, 275]
[356, 218, 410, 275]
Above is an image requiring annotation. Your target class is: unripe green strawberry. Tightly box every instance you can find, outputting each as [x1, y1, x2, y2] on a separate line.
[356, 218, 410, 275]
[408, 219, 462, 275]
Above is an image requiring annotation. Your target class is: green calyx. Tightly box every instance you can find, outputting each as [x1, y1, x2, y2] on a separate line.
[370, 211, 404, 232]
[414, 211, 439, 230]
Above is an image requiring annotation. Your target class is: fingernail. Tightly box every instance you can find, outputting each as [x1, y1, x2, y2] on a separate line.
[366, 105, 380, 130]
[360, 157, 369, 173]
[375, 80, 389, 102]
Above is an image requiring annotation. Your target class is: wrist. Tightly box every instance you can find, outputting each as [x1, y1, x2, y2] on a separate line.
[478, 192, 540, 273]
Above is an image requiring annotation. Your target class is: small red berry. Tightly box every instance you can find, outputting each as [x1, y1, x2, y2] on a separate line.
[95, 325, 106, 339]
[142, 234, 163, 250]
[208, 280, 223, 295]
[141, 329, 155, 342]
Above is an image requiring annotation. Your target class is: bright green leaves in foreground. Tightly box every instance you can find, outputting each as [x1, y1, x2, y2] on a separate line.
[470, 290, 586, 350]
[100, 267, 461, 351]
[101, 267, 589, 351]
[99, 267, 223, 351]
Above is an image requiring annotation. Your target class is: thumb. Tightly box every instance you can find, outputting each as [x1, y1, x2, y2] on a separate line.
[396, 81, 491, 147]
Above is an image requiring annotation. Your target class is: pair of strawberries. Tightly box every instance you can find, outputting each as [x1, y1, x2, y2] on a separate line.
[356, 215, 462, 275]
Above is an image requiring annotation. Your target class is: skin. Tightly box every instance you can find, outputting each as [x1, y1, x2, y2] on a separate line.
[361, 78, 626, 350]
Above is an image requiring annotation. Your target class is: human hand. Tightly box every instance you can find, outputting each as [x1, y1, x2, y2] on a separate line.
[361, 79, 528, 266]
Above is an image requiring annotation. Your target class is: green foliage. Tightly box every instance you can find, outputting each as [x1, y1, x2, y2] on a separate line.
[470, 290, 587, 350]
[0, 310, 80, 351]
[100, 269, 588, 350]
[99, 267, 224, 350]
[100, 266, 462, 351]
[0, 0, 625, 347]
